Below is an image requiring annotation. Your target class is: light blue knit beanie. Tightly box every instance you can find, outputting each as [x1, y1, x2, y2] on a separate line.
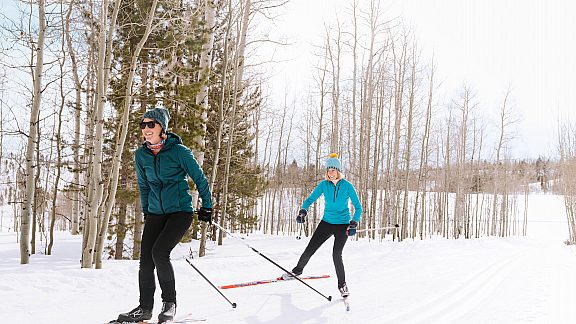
[143, 107, 170, 132]
[325, 153, 342, 172]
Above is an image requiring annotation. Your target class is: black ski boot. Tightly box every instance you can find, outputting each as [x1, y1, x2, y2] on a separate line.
[117, 305, 153, 322]
[339, 282, 350, 298]
[158, 301, 176, 322]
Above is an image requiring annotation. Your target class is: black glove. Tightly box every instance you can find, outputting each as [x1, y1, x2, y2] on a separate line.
[198, 207, 212, 224]
[347, 220, 358, 236]
[296, 209, 307, 223]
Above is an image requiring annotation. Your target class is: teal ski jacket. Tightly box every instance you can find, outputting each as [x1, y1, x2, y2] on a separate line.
[135, 133, 212, 215]
[301, 179, 362, 224]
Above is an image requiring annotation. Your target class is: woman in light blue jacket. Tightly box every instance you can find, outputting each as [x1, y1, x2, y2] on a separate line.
[282, 153, 362, 298]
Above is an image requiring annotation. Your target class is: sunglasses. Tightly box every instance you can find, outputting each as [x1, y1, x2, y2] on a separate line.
[139, 121, 158, 129]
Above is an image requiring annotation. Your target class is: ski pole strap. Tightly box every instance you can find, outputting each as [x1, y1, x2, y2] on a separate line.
[185, 258, 237, 308]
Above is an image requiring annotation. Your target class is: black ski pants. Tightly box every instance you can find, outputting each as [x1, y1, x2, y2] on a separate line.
[292, 220, 349, 288]
[139, 211, 192, 309]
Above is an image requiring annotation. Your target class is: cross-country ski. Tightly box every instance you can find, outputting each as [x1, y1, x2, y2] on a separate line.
[219, 274, 330, 289]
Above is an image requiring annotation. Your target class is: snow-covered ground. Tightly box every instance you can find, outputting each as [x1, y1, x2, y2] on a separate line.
[1, 193, 576, 324]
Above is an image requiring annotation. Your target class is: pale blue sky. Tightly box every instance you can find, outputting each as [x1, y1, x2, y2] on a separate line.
[2, 0, 575, 159]
[264, 0, 576, 159]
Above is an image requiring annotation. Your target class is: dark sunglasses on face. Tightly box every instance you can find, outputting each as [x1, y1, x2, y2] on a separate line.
[139, 121, 158, 129]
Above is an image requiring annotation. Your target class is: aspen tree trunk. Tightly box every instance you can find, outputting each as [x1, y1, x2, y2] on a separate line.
[81, 65, 94, 250]
[415, 59, 434, 240]
[196, 0, 218, 257]
[404, 44, 417, 240]
[133, 198, 143, 260]
[261, 132, 272, 233]
[31, 120, 43, 255]
[65, 0, 82, 235]
[252, 97, 262, 167]
[211, 27, 229, 244]
[218, 0, 252, 245]
[20, 0, 46, 264]
[250, 98, 263, 224]
[358, 6, 380, 237]
[470, 118, 483, 238]
[81, 28, 98, 239]
[94, 0, 158, 269]
[382, 93, 394, 238]
[133, 53, 149, 256]
[491, 90, 510, 237]
[278, 108, 295, 234]
[271, 106, 287, 234]
[497, 90, 512, 237]
[377, 82, 390, 241]
[454, 87, 471, 239]
[48, 23, 67, 254]
[114, 204, 127, 259]
[312, 50, 328, 229]
[390, 40, 407, 241]
[369, 73, 385, 240]
[303, 100, 313, 216]
[442, 113, 452, 238]
[349, 0, 359, 179]
[326, 24, 342, 153]
[81, 0, 120, 268]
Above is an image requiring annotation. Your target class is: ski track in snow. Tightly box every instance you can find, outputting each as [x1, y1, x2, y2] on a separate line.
[2, 194, 576, 323]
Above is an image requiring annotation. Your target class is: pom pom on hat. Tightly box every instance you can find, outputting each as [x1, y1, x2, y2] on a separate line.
[143, 107, 170, 132]
[325, 153, 342, 172]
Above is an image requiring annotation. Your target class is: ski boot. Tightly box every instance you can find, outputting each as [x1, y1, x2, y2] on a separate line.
[158, 301, 176, 322]
[117, 305, 153, 322]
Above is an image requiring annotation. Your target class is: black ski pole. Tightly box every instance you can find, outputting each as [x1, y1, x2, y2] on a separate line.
[296, 221, 303, 240]
[212, 222, 332, 302]
[185, 258, 237, 308]
[355, 224, 400, 233]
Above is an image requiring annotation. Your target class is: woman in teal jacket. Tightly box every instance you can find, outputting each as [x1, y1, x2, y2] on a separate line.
[282, 153, 362, 298]
[117, 107, 212, 323]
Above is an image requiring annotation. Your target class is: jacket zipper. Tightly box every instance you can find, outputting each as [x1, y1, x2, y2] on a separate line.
[331, 181, 341, 202]
[153, 153, 165, 214]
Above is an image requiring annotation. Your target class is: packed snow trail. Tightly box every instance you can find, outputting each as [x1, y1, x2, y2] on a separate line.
[2, 194, 576, 323]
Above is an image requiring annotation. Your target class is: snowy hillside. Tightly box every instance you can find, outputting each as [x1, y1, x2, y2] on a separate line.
[1, 193, 576, 324]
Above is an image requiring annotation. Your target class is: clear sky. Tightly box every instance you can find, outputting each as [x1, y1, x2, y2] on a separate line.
[2, 0, 575, 160]
[264, 0, 576, 159]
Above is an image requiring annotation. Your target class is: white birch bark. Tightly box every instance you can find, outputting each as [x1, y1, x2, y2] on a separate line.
[197, 0, 218, 257]
[218, 0, 252, 244]
[65, 0, 82, 235]
[81, 0, 120, 268]
[20, 0, 46, 264]
[94, 0, 159, 269]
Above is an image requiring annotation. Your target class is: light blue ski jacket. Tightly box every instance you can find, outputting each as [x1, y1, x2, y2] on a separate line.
[301, 179, 362, 224]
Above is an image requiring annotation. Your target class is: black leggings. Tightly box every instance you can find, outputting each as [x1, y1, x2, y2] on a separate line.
[293, 220, 349, 288]
[139, 211, 192, 309]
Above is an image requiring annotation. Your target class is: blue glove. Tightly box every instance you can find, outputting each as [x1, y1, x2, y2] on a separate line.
[347, 220, 358, 236]
[296, 209, 307, 223]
